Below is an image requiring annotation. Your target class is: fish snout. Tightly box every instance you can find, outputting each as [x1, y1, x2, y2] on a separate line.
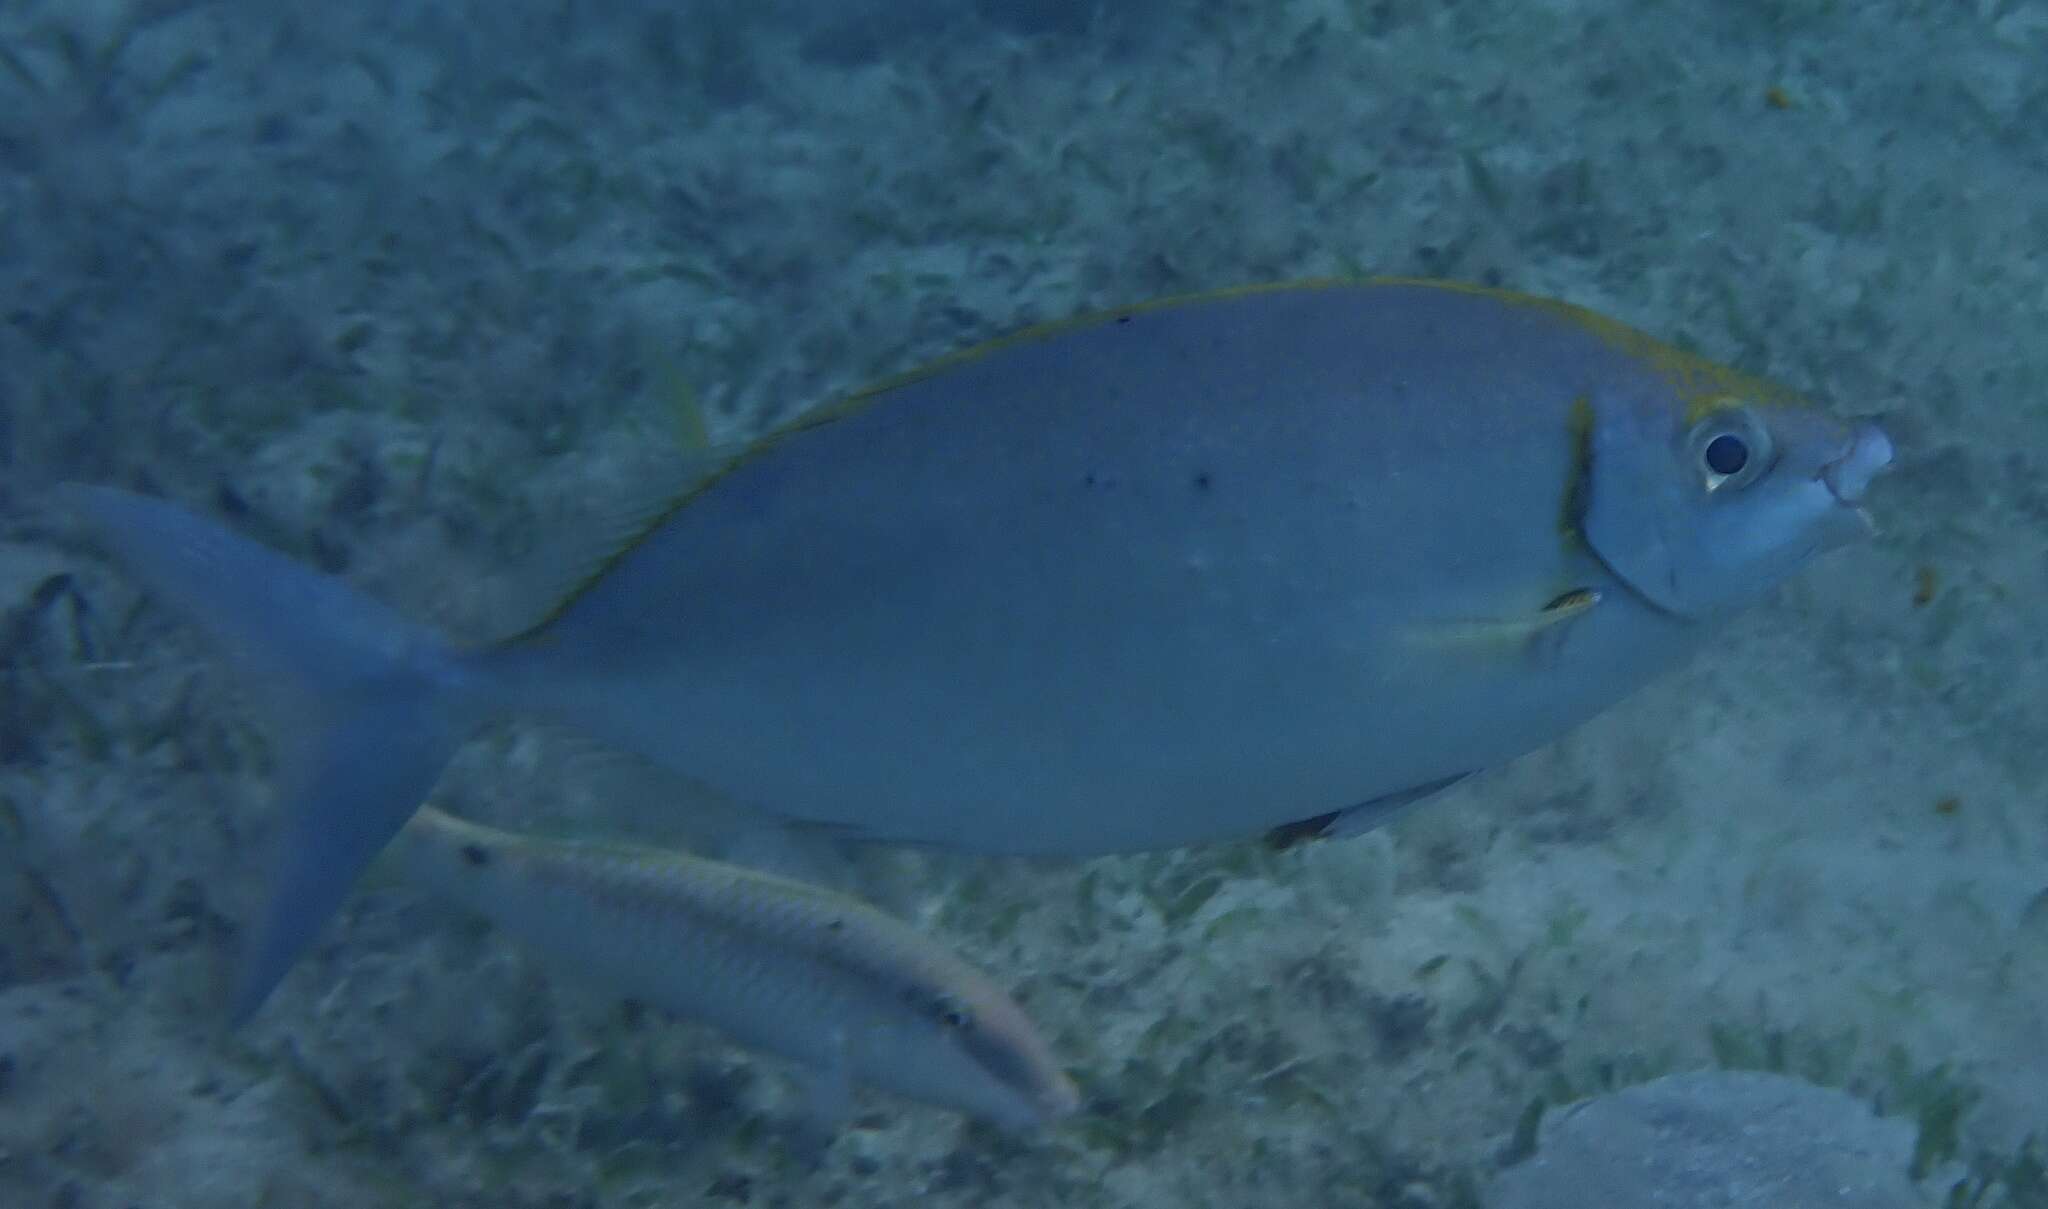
[1820, 422, 1893, 506]
[1038, 1071, 1084, 1123]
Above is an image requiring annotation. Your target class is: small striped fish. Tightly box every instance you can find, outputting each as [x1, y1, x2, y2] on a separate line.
[394, 805, 1080, 1133]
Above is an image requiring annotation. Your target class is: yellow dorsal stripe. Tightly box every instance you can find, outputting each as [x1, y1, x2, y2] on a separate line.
[498, 278, 1806, 644]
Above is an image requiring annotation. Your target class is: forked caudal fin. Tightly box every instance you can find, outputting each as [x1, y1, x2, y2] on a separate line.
[56, 485, 481, 1021]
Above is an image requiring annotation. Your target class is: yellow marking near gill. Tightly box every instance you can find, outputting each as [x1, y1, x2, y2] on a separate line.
[1560, 394, 1594, 546]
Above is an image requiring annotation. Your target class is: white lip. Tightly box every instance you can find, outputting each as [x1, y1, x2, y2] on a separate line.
[1821, 423, 1893, 505]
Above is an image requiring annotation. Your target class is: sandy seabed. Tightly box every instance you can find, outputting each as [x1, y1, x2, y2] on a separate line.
[1, 2, 2044, 1206]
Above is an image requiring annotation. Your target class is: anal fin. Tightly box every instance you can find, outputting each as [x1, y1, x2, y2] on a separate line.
[1265, 772, 1474, 850]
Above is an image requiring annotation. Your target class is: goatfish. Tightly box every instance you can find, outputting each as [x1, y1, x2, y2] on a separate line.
[59, 278, 1893, 1019]
[394, 804, 1081, 1133]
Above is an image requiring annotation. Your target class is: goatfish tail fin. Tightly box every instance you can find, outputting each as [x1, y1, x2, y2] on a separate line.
[55, 485, 482, 1022]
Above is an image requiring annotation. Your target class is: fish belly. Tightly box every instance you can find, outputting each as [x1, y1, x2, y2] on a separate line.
[517, 285, 1701, 853]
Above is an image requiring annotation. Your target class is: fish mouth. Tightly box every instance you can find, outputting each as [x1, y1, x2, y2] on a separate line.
[1820, 422, 1893, 508]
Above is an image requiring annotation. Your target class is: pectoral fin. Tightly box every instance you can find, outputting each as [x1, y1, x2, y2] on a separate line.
[1404, 589, 1601, 658]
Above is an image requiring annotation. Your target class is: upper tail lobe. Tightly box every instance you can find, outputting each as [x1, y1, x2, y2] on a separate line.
[58, 485, 482, 1020]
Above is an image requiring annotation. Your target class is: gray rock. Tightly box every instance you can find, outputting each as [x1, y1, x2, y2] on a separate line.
[1488, 1071, 1939, 1209]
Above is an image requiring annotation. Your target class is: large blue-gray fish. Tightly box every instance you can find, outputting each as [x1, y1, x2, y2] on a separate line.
[60, 279, 1892, 1019]
[394, 804, 1079, 1132]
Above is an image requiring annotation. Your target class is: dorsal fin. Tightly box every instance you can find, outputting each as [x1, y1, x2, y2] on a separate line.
[1401, 588, 1602, 658]
[486, 359, 746, 645]
[483, 455, 727, 645]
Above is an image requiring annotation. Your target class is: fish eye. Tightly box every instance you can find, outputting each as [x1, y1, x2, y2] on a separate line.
[1685, 406, 1774, 493]
[1703, 433, 1748, 476]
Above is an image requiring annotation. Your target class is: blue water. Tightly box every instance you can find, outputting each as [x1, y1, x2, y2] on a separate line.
[1, 2, 2042, 1205]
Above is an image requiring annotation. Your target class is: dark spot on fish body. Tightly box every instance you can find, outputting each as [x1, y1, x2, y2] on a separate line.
[1192, 470, 1213, 491]
[1115, 314, 1133, 325]
[460, 844, 490, 867]
[1913, 565, 1939, 607]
